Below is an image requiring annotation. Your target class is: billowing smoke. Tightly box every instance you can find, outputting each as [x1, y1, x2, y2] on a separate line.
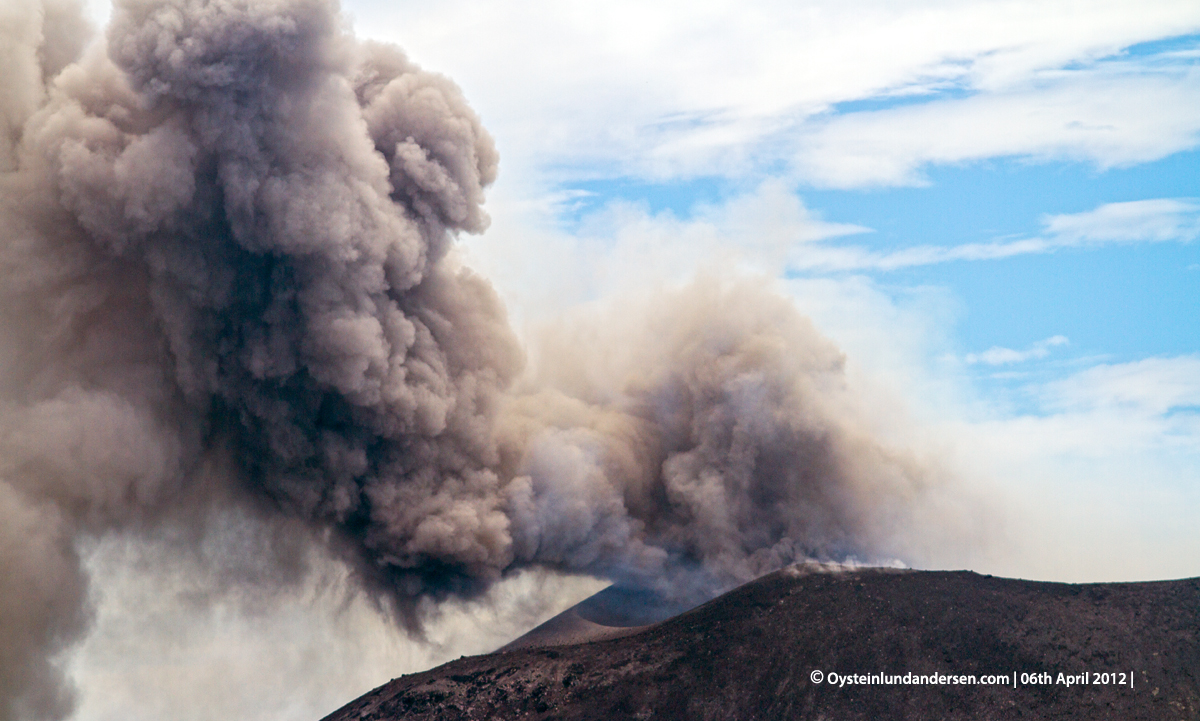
[0, 0, 942, 718]
[498, 280, 931, 601]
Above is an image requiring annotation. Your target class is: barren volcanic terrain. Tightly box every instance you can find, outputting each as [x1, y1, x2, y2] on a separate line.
[322, 566, 1200, 720]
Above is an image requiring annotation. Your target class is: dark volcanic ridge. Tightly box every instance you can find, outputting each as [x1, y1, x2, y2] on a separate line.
[321, 564, 1200, 721]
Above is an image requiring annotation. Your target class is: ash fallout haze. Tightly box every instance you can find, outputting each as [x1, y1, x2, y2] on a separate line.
[0, 0, 1197, 720]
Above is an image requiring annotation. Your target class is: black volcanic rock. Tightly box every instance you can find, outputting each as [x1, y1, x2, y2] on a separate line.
[321, 566, 1200, 720]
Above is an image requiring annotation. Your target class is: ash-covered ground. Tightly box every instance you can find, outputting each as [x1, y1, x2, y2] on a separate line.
[321, 565, 1200, 721]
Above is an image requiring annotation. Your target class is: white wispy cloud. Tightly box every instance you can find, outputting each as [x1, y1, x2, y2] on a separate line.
[1042, 197, 1200, 243]
[787, 198, 1200, 272]
[792, 65, 1200, 187]
[965, 336, 1070, 366]
[1041, 355, 1200, 415]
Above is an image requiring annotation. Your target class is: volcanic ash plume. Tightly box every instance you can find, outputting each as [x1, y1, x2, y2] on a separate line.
[497, 281, 933, 600]
[0, 0, 944, 718]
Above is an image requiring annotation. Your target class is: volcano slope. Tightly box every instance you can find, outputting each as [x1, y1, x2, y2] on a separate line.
[321, 565, 1200, 720]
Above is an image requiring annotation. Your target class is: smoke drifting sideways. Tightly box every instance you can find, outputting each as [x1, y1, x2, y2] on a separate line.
[0, 0, 951, 719]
